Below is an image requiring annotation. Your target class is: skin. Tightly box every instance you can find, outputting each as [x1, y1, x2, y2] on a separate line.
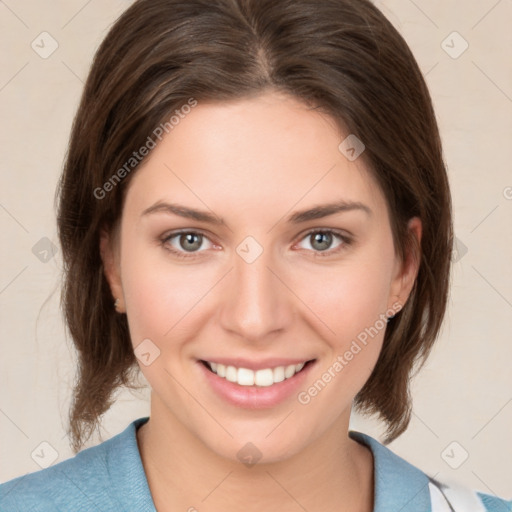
[101, 90, 422, 512]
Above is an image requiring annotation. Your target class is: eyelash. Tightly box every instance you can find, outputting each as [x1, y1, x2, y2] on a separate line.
[160, 228, 353, 260]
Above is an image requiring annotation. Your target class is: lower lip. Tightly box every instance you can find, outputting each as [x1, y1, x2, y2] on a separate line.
[198, 361, 315, 409]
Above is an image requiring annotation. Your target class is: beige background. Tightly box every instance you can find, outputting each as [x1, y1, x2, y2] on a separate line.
[1, 0, 511, 499]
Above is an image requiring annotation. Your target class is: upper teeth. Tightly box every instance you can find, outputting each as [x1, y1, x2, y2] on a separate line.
[208, 362, 306, 387]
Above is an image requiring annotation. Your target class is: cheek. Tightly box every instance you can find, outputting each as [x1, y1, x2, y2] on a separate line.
[119, 238, 215, 350]
[291, 243, 395, 397]
[120, 254, 213, 394]
[295, 262, 391, 417]
[296, 255, 395, 342]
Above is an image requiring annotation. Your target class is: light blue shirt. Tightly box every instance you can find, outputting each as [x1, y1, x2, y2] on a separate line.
[1, 416, 510, 511]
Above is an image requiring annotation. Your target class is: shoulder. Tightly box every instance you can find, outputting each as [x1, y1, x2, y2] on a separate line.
[349, 430, 512, 512]
[476, 492, 512, 512]
[0, 438, 115, 511]
[0, 417, 154, 512]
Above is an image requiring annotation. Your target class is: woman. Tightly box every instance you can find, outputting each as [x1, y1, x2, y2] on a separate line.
[1, 0, 510, 510]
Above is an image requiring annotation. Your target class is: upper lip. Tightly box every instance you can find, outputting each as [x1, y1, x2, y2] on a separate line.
[199, 358, 315, 371]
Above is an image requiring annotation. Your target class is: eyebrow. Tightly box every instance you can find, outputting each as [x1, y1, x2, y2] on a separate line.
[287, 200, 372, 223]
[141, 200, 372, 225]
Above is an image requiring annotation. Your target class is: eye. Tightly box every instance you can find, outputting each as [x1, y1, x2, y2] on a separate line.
[295, 229, 352, 257]
[160, 228, 352, 260]
[161, 230, 215, 258]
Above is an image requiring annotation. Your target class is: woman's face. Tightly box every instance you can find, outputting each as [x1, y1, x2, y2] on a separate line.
[102, 91, 420, 463]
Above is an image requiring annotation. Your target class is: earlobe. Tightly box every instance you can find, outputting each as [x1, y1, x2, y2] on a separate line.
[99, 227, 125, 313]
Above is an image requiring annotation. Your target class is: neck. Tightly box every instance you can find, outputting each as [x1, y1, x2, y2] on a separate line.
[137, 393, 374, 512]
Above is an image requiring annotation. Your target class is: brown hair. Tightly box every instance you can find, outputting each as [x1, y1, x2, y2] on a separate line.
[57, 0, 453, 453]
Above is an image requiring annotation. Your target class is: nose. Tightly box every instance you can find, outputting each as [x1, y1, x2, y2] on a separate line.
[218, 240, 294, 343]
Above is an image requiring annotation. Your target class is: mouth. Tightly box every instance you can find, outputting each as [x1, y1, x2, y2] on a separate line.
[200, 359, 316, 387]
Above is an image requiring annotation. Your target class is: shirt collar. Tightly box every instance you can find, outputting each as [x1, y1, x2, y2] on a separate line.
[349, 430, 431, 512]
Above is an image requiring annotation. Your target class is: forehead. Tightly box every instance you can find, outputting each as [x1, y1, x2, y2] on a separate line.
[124, 91, 387, 221]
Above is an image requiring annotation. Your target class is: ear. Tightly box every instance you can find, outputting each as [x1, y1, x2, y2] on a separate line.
[99, 226, 125, 313]
[388, 217, 422, 311]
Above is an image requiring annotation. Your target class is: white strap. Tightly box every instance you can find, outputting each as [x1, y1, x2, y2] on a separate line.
[429, 482, 453, 512]
[429, 479, 487, 512]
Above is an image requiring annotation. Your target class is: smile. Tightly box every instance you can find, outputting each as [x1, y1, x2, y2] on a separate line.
[202, 360, 313, 387]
